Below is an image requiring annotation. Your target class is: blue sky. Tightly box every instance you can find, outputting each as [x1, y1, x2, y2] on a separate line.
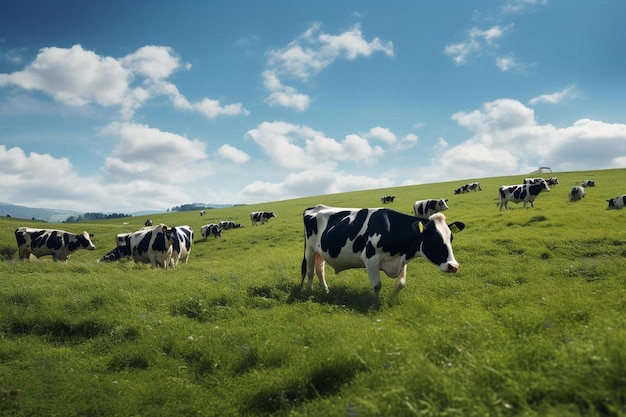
[1, 0, 625, 213]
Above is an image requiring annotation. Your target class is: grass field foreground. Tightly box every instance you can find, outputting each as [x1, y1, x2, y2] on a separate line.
[1, 169, 625, 416]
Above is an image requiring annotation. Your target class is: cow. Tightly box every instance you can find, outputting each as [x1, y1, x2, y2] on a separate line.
[454, 182, 481, 194]
[381, 195, 395, 204]
[144, 219, 153, 227]
[200, 210, 206, 216]
[524, 178, 545, 185]
[100, 224, 176, 268]
[219, 220, 243, 230]
[251, 211, 276, 225]
[499, 180, 551, 211]
[201, 223, 222, 239]
[413, 198, 449, 217]
[606, 195, 626, 209]
[547, 177, 559, 186]
[170, 225, 193, 267]
[569, 186, 585, 202]
[15, 227, 96, 261]
[582, 180, 596, 187]
[301, 205, 465, 303]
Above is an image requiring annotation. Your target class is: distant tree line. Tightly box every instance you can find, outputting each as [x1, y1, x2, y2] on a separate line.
[170, 203, 210, 212]
[63, 213, 132, 223]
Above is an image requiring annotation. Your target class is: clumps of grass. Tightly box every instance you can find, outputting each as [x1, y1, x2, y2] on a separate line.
[107, 347, 153, 371]
[0, 245, 15, 260]
[5, 316, 114, 342]
[243, 355, 367, 414]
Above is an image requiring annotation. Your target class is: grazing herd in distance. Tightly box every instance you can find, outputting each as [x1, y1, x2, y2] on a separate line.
[9, 175, 626, 296]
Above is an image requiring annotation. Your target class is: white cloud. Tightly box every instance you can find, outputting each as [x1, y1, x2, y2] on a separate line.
[503, 0, 549, 14]
[101, 122, 209, 183]
[245, 121, 386, 169]
[411, 99, 626, 183]
[216, 144, 250, 164]
[264, 23, 393, 110]
[529, 84, 577, 105]
[0, 44, 248, 120]
[444, 25, 512, 65]
[364, 127, 397, 144]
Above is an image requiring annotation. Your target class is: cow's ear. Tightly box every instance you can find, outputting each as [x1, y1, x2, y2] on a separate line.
[161, 225, 168, 232]
[448, 222, 465, 233]
[414, 221, 425, 234]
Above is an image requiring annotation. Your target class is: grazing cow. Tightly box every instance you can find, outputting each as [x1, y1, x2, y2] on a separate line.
[219, 220, 243, 230]
[413, 198, 449, 217]
[568, 186, 585, 202]
[524, 178, 545, 185]
[15, 227, 96, 261]
[170, 225, 193, 267]
[201, 223, 222, 239]
[301, 205, 465, 302]
[454, 182, 481, 194]
[582, 180, 596, 187]
[606, 195, 626, 209]
[250, 211, 276, 225]
[200, 210, 206, 216]
[100, 224, 176, 268]
[381, 195, 395, 204]
[547, 177, 559, 186]
[499, 180, 551, 211]
[144, 219, 153, 227]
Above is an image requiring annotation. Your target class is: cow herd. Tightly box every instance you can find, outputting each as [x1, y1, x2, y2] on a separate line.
[13, 211, 263, 267]
[11, 176, 625, 303]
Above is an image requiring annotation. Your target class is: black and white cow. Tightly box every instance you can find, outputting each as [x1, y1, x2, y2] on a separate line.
[15, 227, 96, 261]
[413, 198, 449, 217]
[524, 178, 545, 185]
[499, 180, 551, 211]
[100, 224, 176, 268]
[568, 186, 585, 202]
[381, 195, 395, 204]
[301, 205, 465, 302]
[201, 223, 222, 239]
[200, 210, 206, 216]
[219, 220, 244, 230]
[144, 219, 153, 227]
[454, 182, 481, 194]
[582, 180, 596, 187]
[606, 195, 626, 209]
[170, 225, 193, 267]
[250, 211, 276, 225]
[547, 177, 559, 186]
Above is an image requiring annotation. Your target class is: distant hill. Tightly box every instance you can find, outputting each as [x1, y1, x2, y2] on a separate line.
[0, 202, 236, 223]
[0, 202, 81, 223]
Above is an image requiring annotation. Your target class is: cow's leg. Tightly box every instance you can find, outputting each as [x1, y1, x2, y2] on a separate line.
[393, 265, 408, 294]
[314, 254, 329, 293]
[365, 263, 383, 303]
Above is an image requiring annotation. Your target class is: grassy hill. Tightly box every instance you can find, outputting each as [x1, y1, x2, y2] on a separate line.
[0, 168, 625, 416]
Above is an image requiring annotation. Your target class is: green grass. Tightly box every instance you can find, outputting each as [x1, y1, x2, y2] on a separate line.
[1, 169, 625, 416]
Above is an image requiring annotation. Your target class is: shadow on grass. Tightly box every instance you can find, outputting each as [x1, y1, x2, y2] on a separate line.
[286, 283, 378, 314]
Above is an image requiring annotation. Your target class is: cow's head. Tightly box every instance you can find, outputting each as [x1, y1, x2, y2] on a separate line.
[414, 213, 465, 273]
[78, 231, 96, 250]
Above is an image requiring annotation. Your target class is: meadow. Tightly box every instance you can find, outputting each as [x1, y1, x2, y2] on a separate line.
[0, 168, 625, 417]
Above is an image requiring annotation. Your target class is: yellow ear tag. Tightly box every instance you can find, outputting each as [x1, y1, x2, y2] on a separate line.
[449, 224, 461, 233]
[417, 221, 424, 233]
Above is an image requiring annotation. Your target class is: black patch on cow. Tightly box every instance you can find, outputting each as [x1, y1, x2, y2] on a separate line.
[135, 232, 153, 256]
[152, 231, 168, 251]
[101, 245, 130, 262]
[419, 221, 450, 266]
[15, 229, 26, 247]
[527, 182, 546, 196]
[320, 209, 369, 258]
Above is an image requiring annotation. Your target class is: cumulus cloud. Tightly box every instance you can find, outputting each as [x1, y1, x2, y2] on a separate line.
[101, 122, 209, 183]
[264, 23, 394, 110]
[529, 85, 578, 105]
[239, 169, 393, 202]
[0, 44, 249, 120]
[216, 144, 250, 164]
[413, 98, 626, 183]
[245, 121, 386, 169]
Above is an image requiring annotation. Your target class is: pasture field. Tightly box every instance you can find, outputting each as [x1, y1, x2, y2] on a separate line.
[1, 169, 625, 417]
